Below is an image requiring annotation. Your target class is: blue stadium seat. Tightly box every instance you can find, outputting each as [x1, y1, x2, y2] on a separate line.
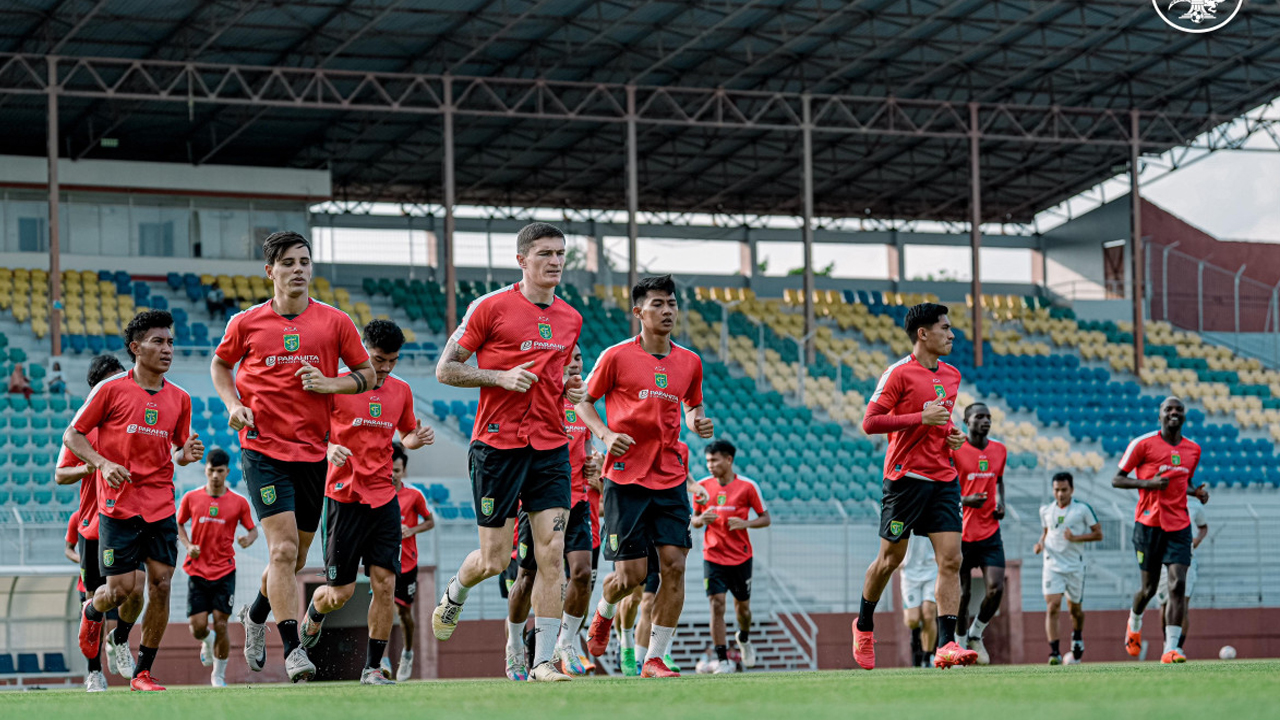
[15, 653, 39, 674]
[0, 654, 14, 674]
[191, 396, 206, 415]
[87, 336, 104, 354]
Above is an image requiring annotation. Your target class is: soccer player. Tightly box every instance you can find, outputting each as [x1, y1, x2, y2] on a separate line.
[580, 274, 715, 679]
[68, 310, 204, 692]
[1034, 472, 1102, 665]
[177, 447, 258, 686]
[1113, 396, 1209, 664]
[1156, 498, 1208, 658]
[56, 353, 125, 692]
[852, 302, 973, 670]
[212, 230, 374, 682]
[391, 447, 434, 681]
[431, 222, 583, 683]
[692, 439, 769, 673]
[299, 319, 434, 685]
[953, 403, 1007, 665]
[899, 536, 938, 668]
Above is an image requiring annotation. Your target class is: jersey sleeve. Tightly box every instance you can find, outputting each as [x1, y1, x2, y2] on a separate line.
[868, 365, 902, 410]
[173, 393, 192, 449]
[451, 298, 491, 354]
[57, 442, 80, 469]
[1191, 502, 1207, 528]
[1118, 437, 1145, 473]
[396, 386, 418, 436]
[338, 312, 371, 369]
[214, 311, 248, 365]
[683, 356, 704, 408]
[1082, 503, 1099, 526]
[72, 382, 112, 436]
[584, 348, 617, 400]
[1039, 505, 1050, 529]
[65, 512, 78, 544]
[177, 493, 191, 525]
[749, 483, 766, 514]
[415, 491, 431, 521]
[239, 496, 257, 531]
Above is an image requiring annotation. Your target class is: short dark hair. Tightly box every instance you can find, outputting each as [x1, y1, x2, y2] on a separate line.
[123, 309, 173, 361]
[363, 319, 405, 354]
[706, 439, 736, 458]
[206, 447, 231, 468]
[516, 222, 565, 256]
[393, 445, 408, 468]
[1052, 472, 1074, 488]
[262, 231, 312, 265]
[87, 354, 125, 388]
[904, 302, 950, 341]
[964, 403, 989, 421]
[631, 274, 676, 307]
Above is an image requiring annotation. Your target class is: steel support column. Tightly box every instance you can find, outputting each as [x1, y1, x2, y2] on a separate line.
[626, 84, 639, 335]
[47, 58, 61, 358]
[801, 94, 815, 364]
[969, 102, 983, 368]
[1161, 241, 1180, 321]
[1130, 109, 1145, 374]
[443, 76, 457, 335]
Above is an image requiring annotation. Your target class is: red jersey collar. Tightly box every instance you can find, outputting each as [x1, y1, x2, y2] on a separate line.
[512, 281, 560, 310]
[910, 354, 941, 373]
[268, 296, 314, 319]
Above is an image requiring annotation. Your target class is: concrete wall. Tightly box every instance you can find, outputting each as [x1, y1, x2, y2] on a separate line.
[1042, 197, 1130, 301]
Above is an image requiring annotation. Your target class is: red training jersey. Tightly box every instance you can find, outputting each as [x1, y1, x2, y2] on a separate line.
[65, 510, 78, 545]
[693, 474, 766, 566]
[1119, 431, 1201, 531]
[215, 299, 369, 463]
[586, 337, 704, 491]
[58, 430, 101, 540]
[397, 484, 432, 571]
[451, 284, 583, 451]
[867, 355, 961, 482]
[327, 374, 417, 508]
[565, 399, 593, 506]
[954, 439, 1008, 542]
[72, 370, 191, 522]
[177, 488, 255, 581]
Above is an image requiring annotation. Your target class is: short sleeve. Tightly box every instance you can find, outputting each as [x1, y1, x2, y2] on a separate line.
[239, 496, 257, 530]
[338, 312, 371, 369]
[177, 493, 191, 525]
[57, 442, 80, 469]
[72, 382, 111, 436]
[749, 484, 766, 514]
[1039, 506, 1050, 529]
[683, 356, 704, 408]
[868, 365, 902, 409]
[1191, 503, 1207, 528]
[173, 394, 192, 448]
[215, 311, 248, 365]
[1083, 503, 1099, 526]
[416, 492, 431, 520]
[65, 513, 78, 544]
[1118, 438, 1145, 473]
[396, 386, 417, 436]
[452, 298, 491, 354]
[585, 348, 617, 400]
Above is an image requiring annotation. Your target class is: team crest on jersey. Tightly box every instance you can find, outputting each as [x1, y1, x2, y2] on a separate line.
[283, 333, 301, 352]
[1171, 453, 1182, 466]
[519, 542, 528, 560]
[481, 497, 494, 516]
[369, 402, 382, 418]
[932, 381, 945, 399]
[538, 322, 553, 340]
[889, 520, 904, 537]
[608, 534, 619, 552]
[1057, 515, 1065, 525]
[261, 486, 277, 506]
[717, 493, 727, 506]
[978, 458, 989, 472]
[565, 409, 577, 423]
[655, 373, 668, 389]
[103, 548, 115, 567]
[144, 408, 158, 426]
[209, 506, 219, 517]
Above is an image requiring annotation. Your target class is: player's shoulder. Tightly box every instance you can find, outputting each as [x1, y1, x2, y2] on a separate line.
[86, 371, 132, 400]
[937, 359, 962, 379]
[987, 438, 1009, 453]
[383, 373, 413, 394]
[180, 486, 204, 501]
[551, 294, 583, 319]
[1181, 436, 1202, 451]
[227, 300, 272, 326]
[595, 336, 635, 363]
[1074, 499, 1099, 519]
[1127, 429, 1161, 449]
[670, 340, 702, 365]
[736, 474, 764, 494]
[883, 354, 914, 375]
[163, 377, 193, 401]
[471, 283, 517, 311]
[696, 475, 715, 487]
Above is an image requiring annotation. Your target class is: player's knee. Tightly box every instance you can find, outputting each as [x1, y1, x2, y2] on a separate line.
[335, 584, 359, 605]
[212, 618, 228, 637]
[190, 617, 208, 636]
[480, 556, 510, 578]
[936, 551, 962, 576]
[149, 575, 172, 600]
[1168, 577, 1186, 596]
[659, 561, 685, 583]
[709, 596, 726, 613]
[738, 606, 752, 624]
[568, 562, 592, 588]
[269, 539, 299, 567]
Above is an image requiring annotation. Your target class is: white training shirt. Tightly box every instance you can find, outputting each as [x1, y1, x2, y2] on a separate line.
[1188, 501, 1208, 557]
[900, 535, 937, 584]
[1040, 499, 1100, 575]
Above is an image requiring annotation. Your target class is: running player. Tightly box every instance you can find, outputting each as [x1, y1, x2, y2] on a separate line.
[212, 230, 374, 682]
[391, 447, 434, 681]
[68, 310, 204, 692]
[55, 353, 125, 692]
[581, 274, 715, 679]
[692, 439, 769, 673]
[177, 447, 257, 686]
[1156, 498, 1208, 658]
[899, 536, 938, 668]
[1034, 472, 1102, 665]
[852, 302, 973, 670]
[953, 403, 1007, 665]
[1113, 396, 1209, 664]
[431, 222, 583, 683]
[299, 319, 434, 685]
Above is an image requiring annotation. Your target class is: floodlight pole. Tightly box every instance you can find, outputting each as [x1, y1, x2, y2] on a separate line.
[1130, 109, 1145, 375]
[626, 85, 639, 335]
[969, 102, 983, 368]
[443, 76, 457, 335]
[1161, 241, 1180, 321]
[801, 93, 815, 364]
[47, 57, 62, 358]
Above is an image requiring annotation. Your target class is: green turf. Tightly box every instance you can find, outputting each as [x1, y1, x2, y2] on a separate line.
[7, 661, 1278, 720]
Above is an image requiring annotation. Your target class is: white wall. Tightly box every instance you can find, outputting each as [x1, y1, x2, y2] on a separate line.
[0, 155, 330, 199]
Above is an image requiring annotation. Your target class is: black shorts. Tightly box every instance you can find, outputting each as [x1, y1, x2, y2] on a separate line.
[469, 441, 571, 528]
[1133, 522, 1193, 572]
[98, 514, 178, 576]
[878, 478, 962, 542]
[644, 544, 661, 593]
[323, 498, 401, 586]
[961, 528, 1006, 571]
[242, 448, 327, 533]
[515, 499, 595, 573]
[187, 571, 236, 617]
[78, 536, 106, 593]
[705, 558, 753, 600]
[498, 557, 520, 599]
[395, 566, 419, 607]
[516, 511, 537, 571]
[601, 479, 692, 562]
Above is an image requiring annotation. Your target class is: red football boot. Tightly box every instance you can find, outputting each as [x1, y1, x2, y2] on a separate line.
[1126, 628, 1142, 657]
[640, 657, 680, 678]
[78, 601, 103, 660]
[851, 622, 876, 670]
[130, 671, 167, 691]
[585, 610, 614, 657]
[934, 641, 978, 669]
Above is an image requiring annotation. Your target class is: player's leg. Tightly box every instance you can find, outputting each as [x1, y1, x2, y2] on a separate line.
[966, 562, 1005, 665]
[615, 583, 643, 674]
[77, 536, 108, 686]
[188, 605, 211, 659]
[920, 599, 938, 663]
[362, 565, 397, 684]
[730, 559, 755, 668]
[854, 477, 928, 668]
[955, 555, 975, 647]
[554, 501, 594, 673]
[505, 527, 537, 682]
[1068, 600, 1085, 662]
[394, 588, 416, 682]
[1160, 563, 1189, 660]
[87, 517, 146, 678]
[904, 604, 923, 667]
[637, 588, 656, 662]
[644, 542, 689, 675]
[210, 609, 231, 684]
[708, 589, 728, 669]
[132, 555, 174, 689]
[1045, 593, 1063, 663]
[588, 480, 651, 655]
[526, 506, 569, 678]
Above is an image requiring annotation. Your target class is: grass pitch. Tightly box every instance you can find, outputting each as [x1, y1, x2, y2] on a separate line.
[6, 660, 1277, 720]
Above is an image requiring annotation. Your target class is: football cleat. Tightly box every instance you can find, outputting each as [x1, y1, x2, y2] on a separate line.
[640, 657, 679, 678]
[586, 611, 614, 656]
[934, 641, 979, 669]
[129, 671, 166, 692]
[852, 623, 876, 670]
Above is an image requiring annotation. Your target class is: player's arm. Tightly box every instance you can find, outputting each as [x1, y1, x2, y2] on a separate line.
[1192, 521, 1208, 550]
[1187, 481, 1210, 504]
[1067, 523, 1103, 543]
[576, 393, 633, 456]
[1033, 526, 1047, 554]
[400, 419, 435, 450]
[410, 516, 435, 535]
[862, 401, 944, 435]
[684, 402, 714, 439]
[63, 427, 130, 488]
[296, 359, 376, 395]
[993, 476, 1006, 520]
[745, 509, 771, 529]
[177, 521, 197, 555]
[434, 338, 537, 390]
[238, 526, 259, 548]
[64, 541, 79, 564]
[1111, 469, 1167, 490]
[211, 355, 255, 430]
[55, 463, 93, 485]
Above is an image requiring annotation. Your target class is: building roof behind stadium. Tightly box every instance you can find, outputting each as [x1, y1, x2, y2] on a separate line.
[1, 0, 1279, 223]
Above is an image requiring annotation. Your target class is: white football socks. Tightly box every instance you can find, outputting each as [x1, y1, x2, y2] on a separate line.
[969, 618, 988, 639]
[1164, 626, 1182, 654]
[636, 644, 648, 661]
[556, 613, 584, 650]
[533, 616, 561, 667]
[619, 627, 635, 649]
[506, 620, 525, 656]
[448, 576, 471, 604]
[646, 625, 674, 663]
[597, 598, 617, 619]
[1129, 610, 1143, 632]
[212, 658, 227, 683]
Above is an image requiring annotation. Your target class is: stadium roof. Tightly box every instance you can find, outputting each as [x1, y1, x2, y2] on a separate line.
[2, 0, 1280, 223]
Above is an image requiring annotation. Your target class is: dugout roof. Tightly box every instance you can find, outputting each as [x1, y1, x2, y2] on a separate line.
[2, 0, 1280, 222]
